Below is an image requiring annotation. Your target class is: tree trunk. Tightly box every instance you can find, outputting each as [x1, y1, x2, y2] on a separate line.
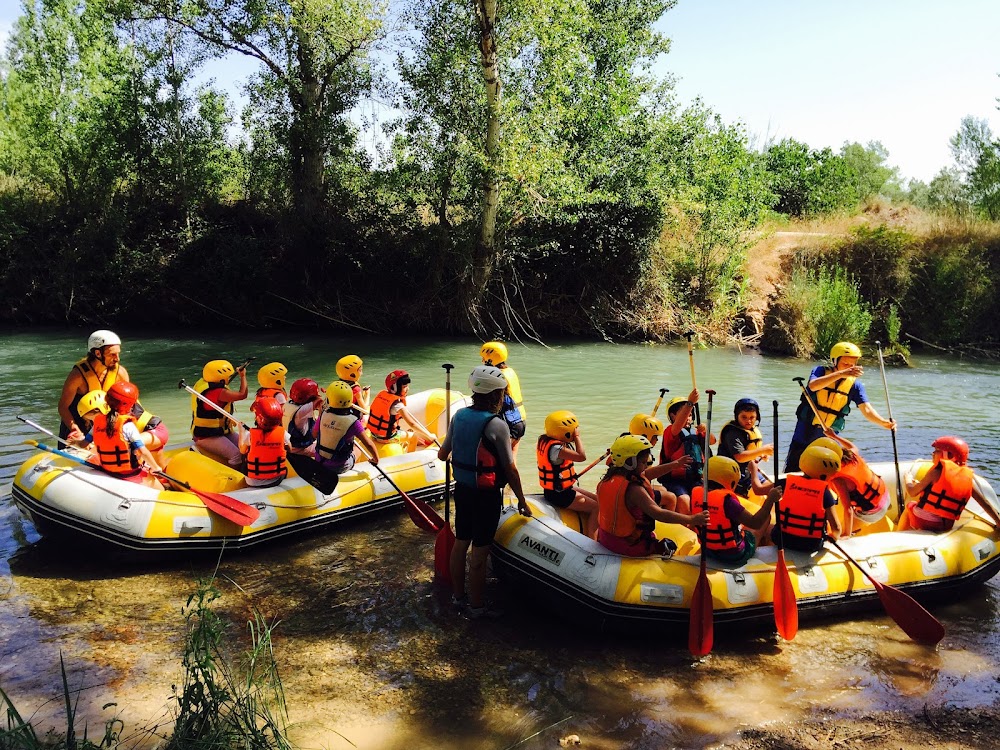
[290, 35, 325, 218]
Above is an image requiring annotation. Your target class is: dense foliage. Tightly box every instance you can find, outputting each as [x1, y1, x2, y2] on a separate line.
[0, 0, 997, 347]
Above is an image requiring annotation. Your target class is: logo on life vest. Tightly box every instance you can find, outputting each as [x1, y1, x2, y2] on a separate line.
[518, 534, 564, 566]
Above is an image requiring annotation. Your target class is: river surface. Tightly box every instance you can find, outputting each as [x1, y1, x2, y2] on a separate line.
[2, 328, 1000, 749]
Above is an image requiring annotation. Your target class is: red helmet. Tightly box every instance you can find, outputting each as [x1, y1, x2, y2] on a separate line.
[385, 369, 410, 395]
[106, 381, 139, 412]
[289, 378, 320, 404]
[932, 435, 969, 465]
[251, 397, 284, 429]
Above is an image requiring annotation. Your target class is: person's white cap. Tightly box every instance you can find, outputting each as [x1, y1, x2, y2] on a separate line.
[468, 365, 507, 394]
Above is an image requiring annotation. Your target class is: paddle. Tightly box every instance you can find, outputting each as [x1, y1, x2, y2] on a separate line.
[18, 415, 75, 447]
[355, 442, 444, 535]
[688, 388, 715, 657]
[684, 331, 701, 425]
[576, 449, 611, 478]
[792, 376, 823, 426]
[179, 379, 250, 429]
[24, 440, 260, 526]
[771, 400, 798, 641]
[827, 537, 945, 644]
[650, 388, 669, 418]
[876, 341, 905, 518]
[435, 363, 457, 582]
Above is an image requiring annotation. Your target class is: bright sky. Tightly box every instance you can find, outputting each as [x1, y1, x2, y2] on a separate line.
[2, 0, 998, 184]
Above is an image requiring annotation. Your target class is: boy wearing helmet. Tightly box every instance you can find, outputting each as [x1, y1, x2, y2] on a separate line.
[695, 456, 775, 566]
[480, 341, 527, 455]
[816, 432, 890, 537]
[718, 398, 774, 497]
[335, 355, 370, 419]
[657, 389, 715, 515]
[536, 411, 599, 537]
[239, 397, 290, 487]
[768, 443, 842, 553]
[312, 381, 380, 495]
[367, 370, 437, 455]
[597, 434, 709, 557]
[81, 382, 164, 490]
[786, 341, 895, 473]
[438, 365, 531, 619]
[192, 359, 249, 468]
[899, 436, 1000, 531]
[59, 330, 129, 441]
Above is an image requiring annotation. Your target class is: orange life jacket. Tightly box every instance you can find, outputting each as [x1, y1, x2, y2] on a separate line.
[778, 474, 828, 540]
[916, 459, 973, 522]
[367, 390, 404, 440]
[597, 474, 652, 544]
[246, 426, 287, 482]
[92, 412, 140, 477]
[536, 435, 579, 492]
[833, 455, 887, 513]
[693, 486, 742, 553]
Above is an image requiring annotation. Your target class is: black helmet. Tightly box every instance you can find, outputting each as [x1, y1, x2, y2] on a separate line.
[734, 398, 761, 422]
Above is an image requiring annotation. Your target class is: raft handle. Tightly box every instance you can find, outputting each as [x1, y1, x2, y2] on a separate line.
[922, 547, 937, 563]
[584, 554, 596, 568]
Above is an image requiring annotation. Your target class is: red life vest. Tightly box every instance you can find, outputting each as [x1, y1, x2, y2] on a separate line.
[833, 455, 887, 513]
[916, 459, 973, 522]
[778, 474, 828, 540]
[246, 426, 287, 482]
[367, 390, 404, 440]
[536, 435, 579, 492]
[92, 413, 141, 477]
[693, 486, 742, 553]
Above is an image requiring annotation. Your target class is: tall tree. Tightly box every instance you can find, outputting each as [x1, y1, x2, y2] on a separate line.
[950, 115, 1000, 219]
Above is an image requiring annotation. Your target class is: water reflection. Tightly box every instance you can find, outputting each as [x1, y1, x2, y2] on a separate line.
[3, 329, 1000, 748]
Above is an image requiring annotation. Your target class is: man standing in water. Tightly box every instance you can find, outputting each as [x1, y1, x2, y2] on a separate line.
[438, 365, 531, 620]
[58, 330, 130, 441]
[785, 341, 895, 472]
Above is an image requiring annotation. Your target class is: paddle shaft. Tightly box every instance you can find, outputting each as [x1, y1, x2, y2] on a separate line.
[576, 449, 610, 478]
[443, 363, 454, 525]
[688, 388, 715, 657]
[179, 379, 249, 429]
[18, 416, 74, 447]
[685, 332, 702, 425]
[876, 341, 905, 518]
[792, 377, 824, 426]
[771, 400, 799, 641]
[355, 441, 444, 532]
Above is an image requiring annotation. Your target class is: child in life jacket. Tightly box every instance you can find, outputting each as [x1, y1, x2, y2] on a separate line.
[629, 413, 692, 513]
[283, 378, 324, 482]
[767, 442, 842, 553]
[366, 370, 437, 455]
[692, 456, 774, 567]
[81, 383, 164, 490]
[239, 397, 289, 488]
[480, 341, 527, 455]
[192, 359, 248, 468]
[312, 381, 380, 495]
[899, 436, 1000, 531]
[334, 354, 370, 420]
[717, 398, 773, 497]
[657, 390, 716, 515]
[536, 410, 599, 538]
[813, 433, 890, 538]
[252, 362, 288, 411]
[597, 434, 708, 557]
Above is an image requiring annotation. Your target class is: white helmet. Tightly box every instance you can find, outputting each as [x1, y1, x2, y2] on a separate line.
[468, 366, 507, 394]
[88, 329, 121, 351]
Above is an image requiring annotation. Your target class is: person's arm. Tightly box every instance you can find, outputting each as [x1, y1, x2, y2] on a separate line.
[58, 370, 84, 431]
[400, 406, 436, 442]
[357, 386, 371, 414]
[750, 461, 773, 495]
[808, 365, 862, 390]
[733, 444, 774, 463]
[670, 389, 698, 436]
[858, 402, 895, 430]
[123, 422, 160, 472]
[905, 462, 940, 497]
[643, 455, 691, 481]
[559, 428, 586, 463]
[238, 425, 251, 454]
[971, 483, 1000, 527]
[741, 493, 776, 530]
[824, 506, 842, 540]
[822, 427, 858, 453]
[631, 484, 708, 526]
[358, 426, 379, 464]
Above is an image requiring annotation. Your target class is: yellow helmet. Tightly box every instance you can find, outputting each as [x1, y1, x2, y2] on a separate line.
[325, 381, 355, 409]
[257, 362, 288, 390]
[203, 359, 235, 383]
[544, 410, 579, 441]
[78, 389, 109, 416]
[799, 446, 842, 481]
[830, 341, 862, 361]
[808, 436, 843, 462]
[480, 341, 508, 366]
[336, 355, 363, 383]
[707, 456, 741, 491]
[667, 397, 689, 418]
[629, 413, 664, 442]
[609, 434, 652, 469]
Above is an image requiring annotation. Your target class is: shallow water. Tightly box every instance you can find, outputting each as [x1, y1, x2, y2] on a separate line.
[2, 329, 1000, 749]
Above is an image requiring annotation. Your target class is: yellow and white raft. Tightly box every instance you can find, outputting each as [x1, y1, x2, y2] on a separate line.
[11, 389, 465, 553]
[491, 461, 1000, 631]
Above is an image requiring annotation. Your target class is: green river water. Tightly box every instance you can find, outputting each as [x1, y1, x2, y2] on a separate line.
[2, 328, 1000, 749]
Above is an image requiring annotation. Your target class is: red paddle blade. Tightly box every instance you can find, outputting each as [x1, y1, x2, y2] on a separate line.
[402, 492, 444, 534]
[773, 550, 799, 641]
[688, 570, 714, 657]
[874, 581, 945, 644]
[434, 525, 455, 583]
[193, 489, 260, 526]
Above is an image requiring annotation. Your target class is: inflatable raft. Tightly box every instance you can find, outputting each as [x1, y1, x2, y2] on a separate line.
[11, 389, 465, 553]
[491, 461, 1000, 632]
